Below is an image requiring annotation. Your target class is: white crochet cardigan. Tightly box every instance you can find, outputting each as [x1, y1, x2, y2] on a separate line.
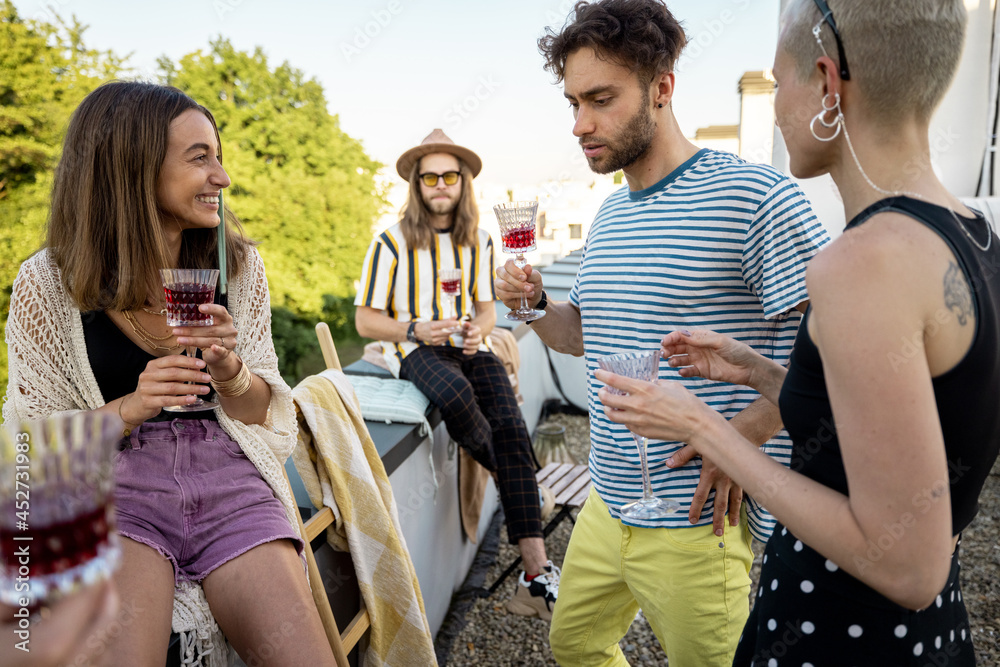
[3, 248, 301, 666]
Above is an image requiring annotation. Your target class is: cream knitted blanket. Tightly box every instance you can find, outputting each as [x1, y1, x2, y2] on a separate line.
[3, 248, 301, 667]
[291, 369, 437, 667]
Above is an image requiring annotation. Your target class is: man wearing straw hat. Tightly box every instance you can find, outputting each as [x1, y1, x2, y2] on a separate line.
[354, 129, 560, 620]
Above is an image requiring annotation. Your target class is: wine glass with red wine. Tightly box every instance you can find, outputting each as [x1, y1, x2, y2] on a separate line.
[439, 268, 462, 320]
[160, 268, 219, 412]
[494, 201, 545, 322]
[439, 268, 465, 345]
[0, 413, 122, 613]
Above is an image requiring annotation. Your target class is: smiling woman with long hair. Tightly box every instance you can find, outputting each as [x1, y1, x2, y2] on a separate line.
[596, 1, 998, 664]
[3, 81, 335, 665]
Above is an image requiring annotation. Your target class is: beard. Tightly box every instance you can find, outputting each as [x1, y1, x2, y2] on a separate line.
[583, 100, 657, 175]
[423, 193, 459, 216]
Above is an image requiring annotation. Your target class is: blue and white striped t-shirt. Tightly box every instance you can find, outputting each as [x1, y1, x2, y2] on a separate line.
[569, 148, 830, 540]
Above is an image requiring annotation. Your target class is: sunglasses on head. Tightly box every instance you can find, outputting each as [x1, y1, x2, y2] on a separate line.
[419, 171, 461, 187]
[811, 0, 851, 81]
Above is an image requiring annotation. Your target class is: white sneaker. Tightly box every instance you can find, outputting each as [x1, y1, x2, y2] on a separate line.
[506, 561, 560, 621]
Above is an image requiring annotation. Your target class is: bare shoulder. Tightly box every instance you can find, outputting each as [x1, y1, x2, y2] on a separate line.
[806, 211, 953, 304]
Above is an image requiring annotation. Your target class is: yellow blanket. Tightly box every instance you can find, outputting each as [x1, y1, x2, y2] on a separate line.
[291, 369, 437, 667]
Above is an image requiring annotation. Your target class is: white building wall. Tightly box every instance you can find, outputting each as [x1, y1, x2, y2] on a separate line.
[739, 85, 776, 165]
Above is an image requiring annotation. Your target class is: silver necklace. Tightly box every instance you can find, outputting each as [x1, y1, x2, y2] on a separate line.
[841, 120, 992, 252]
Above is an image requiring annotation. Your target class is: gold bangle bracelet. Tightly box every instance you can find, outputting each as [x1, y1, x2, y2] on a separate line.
[211, 360, 253, 398]
[118, 394, 140, 438]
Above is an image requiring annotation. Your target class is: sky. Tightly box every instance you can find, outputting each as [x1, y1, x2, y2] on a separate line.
[14, 0, 781, 186]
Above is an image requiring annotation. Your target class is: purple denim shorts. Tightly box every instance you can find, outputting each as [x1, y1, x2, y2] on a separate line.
[114, 419, 302, 584]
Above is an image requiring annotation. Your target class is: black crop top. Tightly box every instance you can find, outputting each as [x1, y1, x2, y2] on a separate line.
[778, 197, 1000, 534]
[81, 310, 218, 422]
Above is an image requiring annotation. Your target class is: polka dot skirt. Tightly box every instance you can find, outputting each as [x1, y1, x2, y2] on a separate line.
[733, 524, 976, 666]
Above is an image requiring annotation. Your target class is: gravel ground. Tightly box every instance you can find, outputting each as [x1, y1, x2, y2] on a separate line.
[442, 414, 1000, 666]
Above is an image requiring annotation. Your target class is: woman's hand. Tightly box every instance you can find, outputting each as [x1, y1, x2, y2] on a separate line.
[461, 322, 482, 355]
[595, 369, 723, 445]
[661, 330, 768, 388]
[122, 354, 215, 421]
[416, 319, 460, 346]
[171, 303, 238, 368]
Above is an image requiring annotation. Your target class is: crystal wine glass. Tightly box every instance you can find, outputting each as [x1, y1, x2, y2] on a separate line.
[0, 413, 122, 612]
[494, 201, 545, 322]
[160, 268, 219, 412]
[439, 268, 465, 346]
[597, 350, 681, 519]
[439, 268, 462, 321]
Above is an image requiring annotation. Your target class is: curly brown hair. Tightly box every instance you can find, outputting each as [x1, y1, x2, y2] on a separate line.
[538, 0, 687, 83]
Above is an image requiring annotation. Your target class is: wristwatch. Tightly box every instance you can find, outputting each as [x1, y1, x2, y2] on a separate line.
[527, 290, 548, 325]
[406, 321, 419, 343]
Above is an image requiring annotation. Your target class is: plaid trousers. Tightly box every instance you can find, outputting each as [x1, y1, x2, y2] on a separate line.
[400, 345, 542, 542]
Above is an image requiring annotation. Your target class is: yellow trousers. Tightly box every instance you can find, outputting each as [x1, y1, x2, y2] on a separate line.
[549, 488, 753, 667]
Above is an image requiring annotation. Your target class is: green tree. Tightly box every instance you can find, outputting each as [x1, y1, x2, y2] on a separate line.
[0, 1, 124, 400]
[160, 39, 388, 316]
[0, 17, 385, 399]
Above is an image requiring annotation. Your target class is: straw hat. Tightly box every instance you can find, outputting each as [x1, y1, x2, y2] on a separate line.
[395, 128, 483, 180]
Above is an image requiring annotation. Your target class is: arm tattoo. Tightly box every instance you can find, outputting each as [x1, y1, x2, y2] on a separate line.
[943, 262, 973, 327]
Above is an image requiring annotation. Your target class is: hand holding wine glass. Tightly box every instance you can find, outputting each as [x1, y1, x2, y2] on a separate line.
[159, 269, 226, 412]
[494, 202, 545, 322]
[596, 350, 680, 519]
[0, 414, 122, 614]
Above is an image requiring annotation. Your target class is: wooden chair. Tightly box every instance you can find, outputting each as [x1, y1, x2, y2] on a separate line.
[280, 322, 370, 667]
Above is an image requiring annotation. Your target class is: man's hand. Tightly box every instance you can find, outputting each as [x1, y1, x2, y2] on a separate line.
[461, 322, 483, 355]
[416, 319, 460, 345]
[685, 452, 742, 536]
[495, 259, 543, 311]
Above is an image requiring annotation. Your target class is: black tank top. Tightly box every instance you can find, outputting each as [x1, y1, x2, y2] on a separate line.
[778, 196, 1000, 534]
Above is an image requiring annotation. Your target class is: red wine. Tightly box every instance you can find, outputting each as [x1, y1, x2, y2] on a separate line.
[501, 228, 536, 252]
[0, 505, 112, 578]
[441, 279, 461, 295]
[164, 282, 215, 326]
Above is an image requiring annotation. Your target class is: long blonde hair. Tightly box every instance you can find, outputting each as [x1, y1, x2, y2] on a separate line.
[398, 158, 479, 250]
[47, 81, 252, 311]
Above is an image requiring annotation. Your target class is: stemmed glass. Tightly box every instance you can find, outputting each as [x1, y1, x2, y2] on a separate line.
[494, 201, 546, 322]
[160, 268, 219, 412]
[597, 350, 681, 519]
[0, 413, 122, 611]
[439, 268, 462, 321]
[439, 268, 464, 346]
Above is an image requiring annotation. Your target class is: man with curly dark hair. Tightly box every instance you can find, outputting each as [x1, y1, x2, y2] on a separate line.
[496, 1, 830, 664]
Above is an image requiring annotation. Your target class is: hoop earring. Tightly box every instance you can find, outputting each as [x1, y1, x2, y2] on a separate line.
[810, 93, 843, 142]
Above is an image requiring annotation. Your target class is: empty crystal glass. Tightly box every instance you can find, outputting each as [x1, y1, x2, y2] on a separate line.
[597, 350, 680, 519]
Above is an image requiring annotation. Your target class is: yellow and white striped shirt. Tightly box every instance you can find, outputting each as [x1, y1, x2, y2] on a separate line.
[355, 223, 497, 376]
